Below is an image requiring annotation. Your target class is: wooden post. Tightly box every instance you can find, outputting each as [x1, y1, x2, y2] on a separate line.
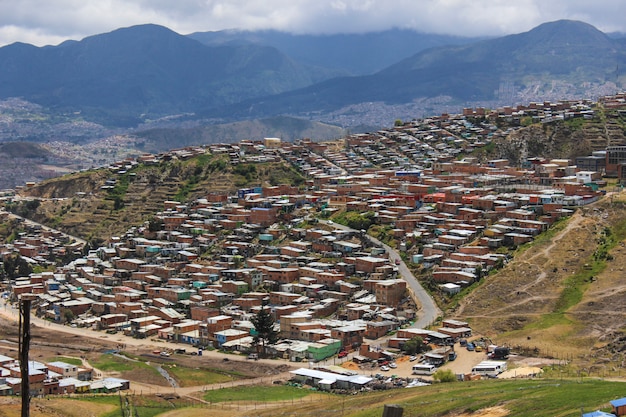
[19, 294, 37, 417]
[382, 404, 404, 417]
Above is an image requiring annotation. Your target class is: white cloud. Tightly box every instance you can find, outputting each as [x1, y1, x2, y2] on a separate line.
[0, 0, 623, 47]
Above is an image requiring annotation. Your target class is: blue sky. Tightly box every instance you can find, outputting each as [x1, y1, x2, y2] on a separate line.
[0, 0, 624, 47]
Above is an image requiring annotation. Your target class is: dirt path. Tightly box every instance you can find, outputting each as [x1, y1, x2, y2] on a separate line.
[452, 194, 626, 371]
[0, 303, 284, 367]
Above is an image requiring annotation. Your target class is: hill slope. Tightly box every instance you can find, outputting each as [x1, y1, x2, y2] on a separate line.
[455, 196, 626, 370]
[0, 24, 324, 126]
[188, 28, 479, 75]
[136, 116, 347, 152]
[216, 20, 626, 120]
[15, 153, 305, 240]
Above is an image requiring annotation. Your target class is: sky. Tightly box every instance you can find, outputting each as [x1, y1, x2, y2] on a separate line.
[0, 0, 624, 47]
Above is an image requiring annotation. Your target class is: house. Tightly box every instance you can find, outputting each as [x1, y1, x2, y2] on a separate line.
[90, 377, 130, 393]
[611, 397, 626, 417]
[214, 329, 248, 348]
[289, 368, 372, 391]
[46, 361, 79, 378]
[330, 325, 366, 349]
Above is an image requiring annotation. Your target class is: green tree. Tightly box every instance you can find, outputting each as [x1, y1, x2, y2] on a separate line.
[63, 309, 75, 323]
[113, 195, 124, 210]
[1, 254, 32, 279]
[344, 211, 376, 230]
[402, 336, 430, 355]
[433, 368, 456, 383]
[147, 216, 163, 232]
[251, 307, 279, 358]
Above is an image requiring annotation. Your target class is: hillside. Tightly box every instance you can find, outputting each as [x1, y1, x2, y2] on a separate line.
[188, 28, 479, 75]
[0, 24, 324, 126]
[217, 20, 626, 121]
[136, 116, 347, 152]
[14, 153, 305, 241]
[492, 106, 626, 164]
[454, 195, 626, 371]
[1, 20, 624, 130]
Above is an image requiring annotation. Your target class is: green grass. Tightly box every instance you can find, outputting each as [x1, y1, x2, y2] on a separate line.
[203, 385, 313, 403]
[346, 379, 624, 417]
[46, 356, 83, 366]
[90, 353, 156, 374]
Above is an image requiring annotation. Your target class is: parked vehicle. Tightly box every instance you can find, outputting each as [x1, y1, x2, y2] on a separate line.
[380, 365, 390, 371]
[409, 355, 418, 362]
[338, 351, 348, 358]
[488, 347, 511, 360]
[472, 360, 507, 377]
[247, 353, 259, 360]
[448, 351, 457, 361]
[475, 345, 483, 352]
[412, 364, 436, 375]
[389, 362, 397, 368]
[466, 343, 475, 351]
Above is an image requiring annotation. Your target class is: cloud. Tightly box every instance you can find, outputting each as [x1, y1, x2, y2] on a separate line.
[0, 0, 623, 47]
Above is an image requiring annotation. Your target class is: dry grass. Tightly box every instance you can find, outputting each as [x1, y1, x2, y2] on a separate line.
[0, 397, 117, 417]
[455, 195, 626, 368]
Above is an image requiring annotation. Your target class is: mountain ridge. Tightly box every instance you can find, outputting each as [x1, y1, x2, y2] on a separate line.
[0, 20, 624, 131]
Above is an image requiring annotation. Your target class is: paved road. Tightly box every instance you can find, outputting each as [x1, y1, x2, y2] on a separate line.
[0, 209, 87, 246]
[322, 220, 441, 328]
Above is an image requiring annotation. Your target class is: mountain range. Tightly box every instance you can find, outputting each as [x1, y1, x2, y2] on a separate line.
[0, 20, 624, 131]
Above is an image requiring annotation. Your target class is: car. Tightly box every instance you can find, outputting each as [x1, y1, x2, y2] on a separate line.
[247, 353, 259, 360]
[475, 345, 483, 352]
[409, 355, 418, 362]
[389, 362, 397, 368]
[338, 351, 348, 358]
[466, 343, 475, 351]
[380, 365, 390, 371]
[160, 351, 170, 357]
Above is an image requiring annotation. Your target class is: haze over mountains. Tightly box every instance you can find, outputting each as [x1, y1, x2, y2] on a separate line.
[0, 19, 624, 132]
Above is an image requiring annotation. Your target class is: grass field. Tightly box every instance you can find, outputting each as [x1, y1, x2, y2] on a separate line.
[46, 356, 83, 366]
[90, 353, 167, 386]
[247, 379, 626, 417]
[202, 385, 314, 403]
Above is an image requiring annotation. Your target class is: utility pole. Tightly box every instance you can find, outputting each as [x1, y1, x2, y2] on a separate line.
[19, 293, 37, 417]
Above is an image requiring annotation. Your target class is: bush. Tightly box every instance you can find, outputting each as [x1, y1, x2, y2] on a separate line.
[433, 369, 456, 383]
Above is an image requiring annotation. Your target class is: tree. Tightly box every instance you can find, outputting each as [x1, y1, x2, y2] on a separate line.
[1, 254, 32, 279]
[433, 369, 456, 383]
[251, 307, 279, 358]
[402, 336, 430, 355]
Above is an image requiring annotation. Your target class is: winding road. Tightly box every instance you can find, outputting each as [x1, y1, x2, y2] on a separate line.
[321, 220, 441, 328]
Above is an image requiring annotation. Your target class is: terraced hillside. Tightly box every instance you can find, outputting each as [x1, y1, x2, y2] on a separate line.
[13, 153, 305, 241]
[495, 107, 626, 165]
